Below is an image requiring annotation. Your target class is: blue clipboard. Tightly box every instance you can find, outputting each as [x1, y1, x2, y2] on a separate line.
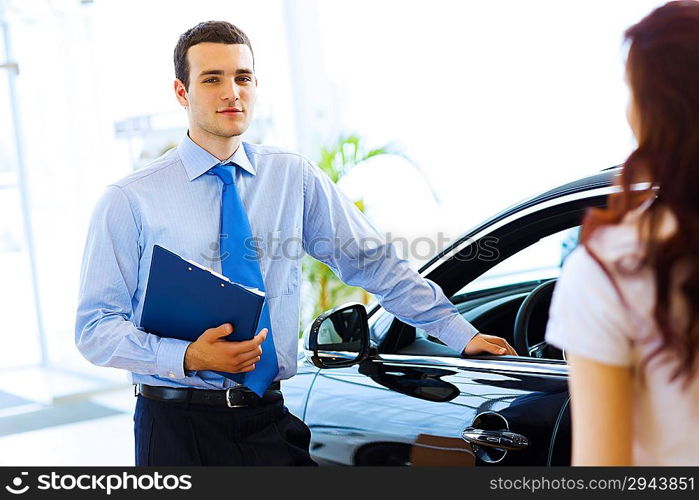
[141, 245, 265, 345]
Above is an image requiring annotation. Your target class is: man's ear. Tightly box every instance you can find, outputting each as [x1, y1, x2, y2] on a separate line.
[174, 79, 188, 107]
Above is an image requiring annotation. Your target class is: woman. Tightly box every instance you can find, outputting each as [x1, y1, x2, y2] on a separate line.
[545, 1, 699, 466]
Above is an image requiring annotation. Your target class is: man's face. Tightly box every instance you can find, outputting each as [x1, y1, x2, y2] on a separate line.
[175, 42, 257, 141]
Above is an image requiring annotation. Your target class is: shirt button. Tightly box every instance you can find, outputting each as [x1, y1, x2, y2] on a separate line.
[169, 372, 175, 378]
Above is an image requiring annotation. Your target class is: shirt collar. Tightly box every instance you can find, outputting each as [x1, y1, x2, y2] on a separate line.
[178, 133, 256, 181]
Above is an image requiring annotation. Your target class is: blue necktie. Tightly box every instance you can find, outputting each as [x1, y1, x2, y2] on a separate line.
[208, 162, 278, 397]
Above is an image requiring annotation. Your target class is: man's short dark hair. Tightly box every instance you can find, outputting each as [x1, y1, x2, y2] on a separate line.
[174, 21, 254, 90]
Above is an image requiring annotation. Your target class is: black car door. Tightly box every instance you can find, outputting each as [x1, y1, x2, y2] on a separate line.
[302, 353, 569, 466]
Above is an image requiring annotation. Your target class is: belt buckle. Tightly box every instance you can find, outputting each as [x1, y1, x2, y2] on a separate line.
[225, 386, 247, 408]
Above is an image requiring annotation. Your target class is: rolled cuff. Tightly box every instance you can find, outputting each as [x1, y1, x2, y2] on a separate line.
[155, 337, 190, 379]
[428, 314, 479, 354]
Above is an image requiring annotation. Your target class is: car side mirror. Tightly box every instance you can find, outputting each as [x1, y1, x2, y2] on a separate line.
[305, 302, 370, 369]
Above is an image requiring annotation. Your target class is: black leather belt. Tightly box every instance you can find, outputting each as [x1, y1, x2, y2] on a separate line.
[136, 381, 282, 408]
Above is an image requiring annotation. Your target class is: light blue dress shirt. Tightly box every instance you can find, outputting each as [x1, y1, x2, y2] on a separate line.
[75, 135, 478, 389]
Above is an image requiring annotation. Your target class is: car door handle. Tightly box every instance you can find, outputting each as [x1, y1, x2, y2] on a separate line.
[461, 427, 529, 451]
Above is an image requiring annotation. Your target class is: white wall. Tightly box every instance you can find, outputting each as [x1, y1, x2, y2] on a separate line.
[314, 0, 665, 244]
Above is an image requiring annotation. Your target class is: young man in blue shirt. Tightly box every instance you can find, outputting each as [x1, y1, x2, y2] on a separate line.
[76, 21, 516, 466]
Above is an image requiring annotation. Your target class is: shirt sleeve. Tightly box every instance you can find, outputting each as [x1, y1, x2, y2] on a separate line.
[74, 185, 190, 379]
[545, 246, 634, 366]
[301, 160, 477, 353]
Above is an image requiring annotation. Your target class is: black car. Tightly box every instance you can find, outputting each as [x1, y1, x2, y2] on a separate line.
[283, 168, 618, 466]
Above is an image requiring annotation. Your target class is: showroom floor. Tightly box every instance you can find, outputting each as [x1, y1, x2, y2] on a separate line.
[0, 366, 135, 466]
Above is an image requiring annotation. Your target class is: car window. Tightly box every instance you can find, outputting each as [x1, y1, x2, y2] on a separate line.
[412, 225, 581, 354]
[369, 306, 394, 347]
[457, 226, 580, 294]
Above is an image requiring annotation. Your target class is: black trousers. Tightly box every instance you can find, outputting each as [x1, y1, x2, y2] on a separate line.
[134, 394, 317, 466]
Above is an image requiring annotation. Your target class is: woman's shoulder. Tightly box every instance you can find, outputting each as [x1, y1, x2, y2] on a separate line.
[586, 197, 676, 267]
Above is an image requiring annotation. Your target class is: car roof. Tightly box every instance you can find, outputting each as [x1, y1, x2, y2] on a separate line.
[417, 167, 620, 274]
[366, 167, 621, 318]
[523, 167, 619, 210]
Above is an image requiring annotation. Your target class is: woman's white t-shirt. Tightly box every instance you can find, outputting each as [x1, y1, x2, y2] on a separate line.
[545, 202, 699, 465]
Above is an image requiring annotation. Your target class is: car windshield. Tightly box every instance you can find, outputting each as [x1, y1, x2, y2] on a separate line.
[457, 226, 581, 294]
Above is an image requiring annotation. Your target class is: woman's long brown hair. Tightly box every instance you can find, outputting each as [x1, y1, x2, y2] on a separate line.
[581, 1, 699, 385]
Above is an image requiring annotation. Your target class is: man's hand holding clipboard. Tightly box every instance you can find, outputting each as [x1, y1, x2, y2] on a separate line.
[140, 245, 269, 377]
[183, 324, 266, 373]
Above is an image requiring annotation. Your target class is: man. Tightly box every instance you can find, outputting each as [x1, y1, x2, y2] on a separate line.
[75, 21, 516, 466]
